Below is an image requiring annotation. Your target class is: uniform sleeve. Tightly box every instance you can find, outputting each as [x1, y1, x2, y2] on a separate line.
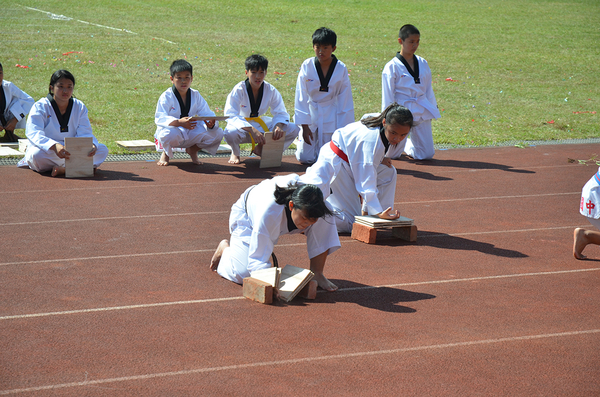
[353, 162, 384, 215]
[224, 84, 252, 130]
[192, 91, 220, 130]
[294, 61, 311, 126]
[381, 61, 396, 111]
[73, 102, 100, 146]
[335, 64, 355, 128]
[268, 86, 291, 127]
[154, 91, 178, 128]
[348, 137, 385, 215]
[247, 210, 281, 274]
[25, 101, 58, 152]
[7, 82, 34, 122]
[423, 63, 439, 117]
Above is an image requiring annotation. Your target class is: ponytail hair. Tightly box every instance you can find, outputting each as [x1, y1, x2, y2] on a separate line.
[361, 102, 413, 129]
[274, 183, 333, 219]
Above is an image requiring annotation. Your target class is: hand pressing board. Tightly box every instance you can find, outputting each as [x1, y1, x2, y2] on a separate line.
[65, 137, 94, 178]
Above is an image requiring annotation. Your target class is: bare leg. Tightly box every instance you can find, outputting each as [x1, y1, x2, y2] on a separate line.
[310, 250, 338, 291]
[210, 239, 229, 270]
[252, 143, 264, 157]
[157, 152, 170, 166]
[573, 228, 600, 259]
[228, 153, 241, 164]
[186, 145, 203, 165]
[51, 165, 65, 177]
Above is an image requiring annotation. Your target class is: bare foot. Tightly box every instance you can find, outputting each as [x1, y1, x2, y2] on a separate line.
[228, 154, 241, 164]
[186, 146, 203, 165]
[298, 279, 318, 299]
[51, 166, 65, 177]
[157, 152, 170, 166]
[252, 143, 263, 157]
[573, 228, 588, 260]
[210, 239, 229, 270]
[313, 273, 338, 292]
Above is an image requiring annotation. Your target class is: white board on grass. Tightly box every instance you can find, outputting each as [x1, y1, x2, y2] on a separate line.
[116, 140, 156, 151]
[65, 137, 93, 178]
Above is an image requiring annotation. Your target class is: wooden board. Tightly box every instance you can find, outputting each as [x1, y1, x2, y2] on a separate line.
[250, 267, 280, 288]
[201, 143, 232, 155]
[354, 215, 413, 228]
[116, 140, 156, 151]
[277, 265, 314, 302]
[259, 131, 285, 168]
[189, 116, 229, 121]
[0, 147, 25, 157]
[65, 137, 93, 178]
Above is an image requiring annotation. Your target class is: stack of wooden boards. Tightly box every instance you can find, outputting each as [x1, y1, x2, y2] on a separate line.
[351, 215, 417, 244]
[242, 265, 316, 304]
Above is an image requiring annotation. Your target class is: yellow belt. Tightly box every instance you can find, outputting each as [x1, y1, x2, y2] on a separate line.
[245, 117, 269, 153]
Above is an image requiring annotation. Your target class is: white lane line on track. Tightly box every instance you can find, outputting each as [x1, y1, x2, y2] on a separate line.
[0, 181, 251, 195]
[0, 211, 229, 227]
[1, 267, 598, 321]
[0, 225, 589, 268]
[0, 192, 580, 226]
[1, 329, 598, 394]
[21, 6, 176, 44]
[396, 191, 579, 205]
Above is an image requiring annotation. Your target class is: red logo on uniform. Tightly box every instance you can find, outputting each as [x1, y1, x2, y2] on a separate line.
[586, 199, 595, 215]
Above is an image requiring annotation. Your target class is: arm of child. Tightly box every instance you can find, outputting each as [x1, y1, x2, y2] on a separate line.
[243, 126, 266, 145]
[336, 64, 355, 127]
[377, 207, 400, 220]
[25, 102, 60, 152]
[301, 124, 313, 145]
[169, 117, 197, 130]
[273, 123, 286, 140]
[381, 62, 397, 111]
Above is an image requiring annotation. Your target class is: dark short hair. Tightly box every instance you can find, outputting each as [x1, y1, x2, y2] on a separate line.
[245, 54, 268, 72]
[170, 59, 193, 76]
[312, 27, 337, 47]
[399, 24, 420, 41]
[49, 70, 75, 94]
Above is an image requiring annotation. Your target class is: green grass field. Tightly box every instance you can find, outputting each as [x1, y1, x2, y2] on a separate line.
[1, 0, 599, 154]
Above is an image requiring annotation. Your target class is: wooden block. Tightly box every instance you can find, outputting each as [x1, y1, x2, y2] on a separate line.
[116, 139, 156, 151]
[64, 137, 93, 178]
[243, 277, 273, 304]
[351, 222, 378, 244]
[392, 225, 418, 242]
[297, 279, 318, 300]
[259, 131, 285, 168]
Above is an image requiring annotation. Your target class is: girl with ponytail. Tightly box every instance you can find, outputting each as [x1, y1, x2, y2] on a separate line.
[300, 103, 413, 233]
[211, 173, 339, 292]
